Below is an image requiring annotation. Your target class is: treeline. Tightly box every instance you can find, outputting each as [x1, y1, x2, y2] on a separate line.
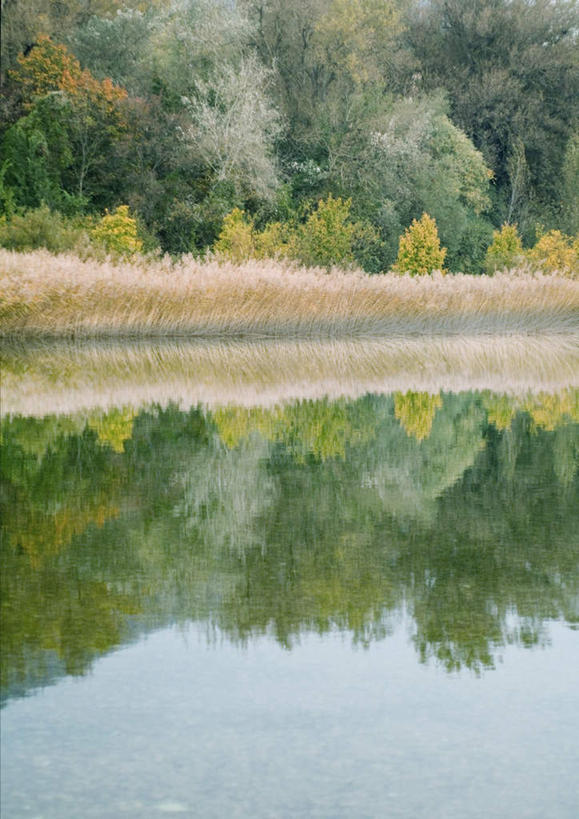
[0, 0, 578, 273]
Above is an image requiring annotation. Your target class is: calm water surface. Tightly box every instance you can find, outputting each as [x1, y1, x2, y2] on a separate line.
[1, 341, 578, 817]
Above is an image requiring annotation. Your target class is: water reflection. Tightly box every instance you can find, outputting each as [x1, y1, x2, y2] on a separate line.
[2, 370, 577, 702]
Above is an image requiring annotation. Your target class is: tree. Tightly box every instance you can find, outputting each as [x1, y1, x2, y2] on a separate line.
[527, 229, 578, 278]
[90, 205, 143, 256]
[213, 207, 256, 263]
[185, 55, 281, 199]
[67, 7, 155, 95]
[3, 36, 129, 208]
[0, 0, 163, 86]
[406, 0, 579, 233]
[561, 133, 579, 236]
[213, 196, 381, 271]
[485, 223, 524, 273]
[338, 95, 493, 271]
[1, 95, 77, 213]
[289, 194, 380, 269]
[150, 0, 252, 102]
[395, 212, 446, 274]
[243, 0, 408, 143]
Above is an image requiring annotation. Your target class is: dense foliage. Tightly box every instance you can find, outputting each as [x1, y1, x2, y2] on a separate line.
[1, 0, 577, 272]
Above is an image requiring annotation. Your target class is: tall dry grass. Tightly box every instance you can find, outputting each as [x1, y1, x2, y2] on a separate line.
[1, 249, 578, 338]
[2, 335, 577, 417]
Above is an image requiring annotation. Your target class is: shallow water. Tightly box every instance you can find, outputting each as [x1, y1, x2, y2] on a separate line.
[1, 339, 578, 817]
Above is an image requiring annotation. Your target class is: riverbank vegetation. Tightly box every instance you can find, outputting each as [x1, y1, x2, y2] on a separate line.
[1, 1, 578, 276]
[1, 248, 578, 338]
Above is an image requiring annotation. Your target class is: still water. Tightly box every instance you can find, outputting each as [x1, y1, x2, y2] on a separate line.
[1, 339, 578, 818]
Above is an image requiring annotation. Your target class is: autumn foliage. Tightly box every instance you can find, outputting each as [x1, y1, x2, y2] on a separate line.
[10, 35, 127, 119]
[91, 205, 143, 257]
[395, 213, 447, 275]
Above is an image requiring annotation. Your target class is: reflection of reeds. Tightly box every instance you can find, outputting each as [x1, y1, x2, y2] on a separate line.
[3, 335, 578, 416]
[1, 249, 578, 338]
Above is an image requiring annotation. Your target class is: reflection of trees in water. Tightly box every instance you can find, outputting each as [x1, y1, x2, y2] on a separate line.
[483, 387, 579, 432]
[405, 415, 579, 671]
[1, 391, 578, 699]
[394, 391, 443, 440]
[213, 398, 378, 461]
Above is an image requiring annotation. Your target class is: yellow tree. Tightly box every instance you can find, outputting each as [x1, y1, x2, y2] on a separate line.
[394, 391, 443, 441]
[485, 223, 524, 273]
[214, 209, 256, 263]
[395, 213, 447, 275]
[91, 206, 142, 257]
[527, 230, 578, 278]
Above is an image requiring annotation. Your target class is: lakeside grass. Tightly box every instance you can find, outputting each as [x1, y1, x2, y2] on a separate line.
[1, 249, 578, 338]
[2, 335, 577, 417]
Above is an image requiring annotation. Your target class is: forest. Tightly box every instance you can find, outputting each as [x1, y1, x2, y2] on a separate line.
[1, 0, 578, 275]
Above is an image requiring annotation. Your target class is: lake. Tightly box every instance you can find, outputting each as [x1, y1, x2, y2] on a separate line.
[1, 337, 578, 818]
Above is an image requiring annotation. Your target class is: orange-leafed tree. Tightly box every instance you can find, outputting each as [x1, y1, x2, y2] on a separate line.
[5, 35, 129, 205]
[11, 34, 126, 110]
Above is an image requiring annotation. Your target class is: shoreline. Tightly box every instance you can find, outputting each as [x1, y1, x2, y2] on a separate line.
[1, 249, 578, 339]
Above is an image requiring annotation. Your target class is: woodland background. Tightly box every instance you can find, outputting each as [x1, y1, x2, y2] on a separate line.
[1, 0, 578, 273]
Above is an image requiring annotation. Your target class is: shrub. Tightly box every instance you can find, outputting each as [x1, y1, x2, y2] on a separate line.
[290, 195, 381, 270]
[0, 204, 90, 253]
[254, 221, 292, 259]
[527, 229, 578, 277]
[214, 198, 380, 272]
[91, 205, 143, 257]
[485, 223, 524, 273]
[291, 195, 357, 268]
[395, 213, 447, 275]
[213, 208, 256, 263]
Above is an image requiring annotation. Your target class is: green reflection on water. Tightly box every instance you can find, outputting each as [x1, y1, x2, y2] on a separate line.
[1, 389, 578, 701]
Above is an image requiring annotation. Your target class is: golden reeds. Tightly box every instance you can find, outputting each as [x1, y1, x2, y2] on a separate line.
[1, 249, 578, 338]
[2, 335, 577, 417]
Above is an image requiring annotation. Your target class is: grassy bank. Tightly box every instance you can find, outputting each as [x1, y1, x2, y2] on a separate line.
[2, 336, 578, 417]
[1, 249, 578, 338]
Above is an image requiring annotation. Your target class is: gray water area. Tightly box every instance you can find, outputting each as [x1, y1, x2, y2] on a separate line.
[1, 342, 578, 817]
[2, 622, 578, 819]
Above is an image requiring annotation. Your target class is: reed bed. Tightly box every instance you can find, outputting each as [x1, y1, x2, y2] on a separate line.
[1, 249, 578, 338]
[3, 335, 577, 417]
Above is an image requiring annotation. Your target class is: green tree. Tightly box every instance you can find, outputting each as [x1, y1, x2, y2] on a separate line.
[340, 96, 493, 271]
[290, 194, 380, 269]
[560, 133, 579, 236]
[407, 0, 579, 234]
[3, 37, 129, 210]
[68, 7, 155, 95]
